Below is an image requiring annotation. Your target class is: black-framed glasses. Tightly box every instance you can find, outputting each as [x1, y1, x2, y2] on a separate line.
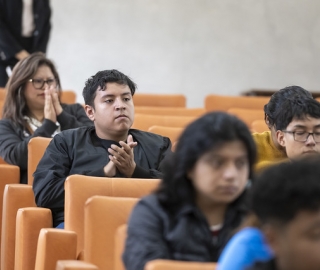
[28, 78, 57, 89]
[282, 130, 320, 143]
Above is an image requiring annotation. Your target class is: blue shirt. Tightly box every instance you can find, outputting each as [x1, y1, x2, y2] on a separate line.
[217, 227, 273, 270]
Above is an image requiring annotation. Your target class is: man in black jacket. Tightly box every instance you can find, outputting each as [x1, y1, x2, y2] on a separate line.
[0, 0, 51, 86]
[33, 69, 172, 228]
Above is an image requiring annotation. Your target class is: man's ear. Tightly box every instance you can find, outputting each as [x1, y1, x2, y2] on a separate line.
[84, 105, 95, 121]
[263, 224, 282, 256]
[265, 115, 272, 129]
[276, 130, 286, 147]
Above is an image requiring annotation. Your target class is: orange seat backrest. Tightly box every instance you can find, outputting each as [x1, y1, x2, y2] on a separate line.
[132, 114, 195, 131]
[148, 125, 183, 144]
[60, 90, 77, 104]
[227, 108, 265, 127]
[205, 94, 270, 112]
[133, 94, 186, 107]
[15, 208, 52, 270]
[34, 228, 77, 270]
[84, 196, 138, 270]
[1, 184, 36, 270]
[135, 107, 205, 117]
[251, 119, 269, 133]
[0, 165, 20, 266]
[64, 175, 160, 256]
[27, 137, 52, 185]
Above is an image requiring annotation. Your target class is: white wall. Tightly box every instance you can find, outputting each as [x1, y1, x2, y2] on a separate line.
[47, 0, 320, 107]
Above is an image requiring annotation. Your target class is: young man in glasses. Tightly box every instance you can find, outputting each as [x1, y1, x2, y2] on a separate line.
[275, 97, 320, 160]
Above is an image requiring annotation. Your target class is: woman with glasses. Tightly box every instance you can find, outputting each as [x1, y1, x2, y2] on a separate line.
[123, 112, 256, 270]
[0, 52, 92, 184]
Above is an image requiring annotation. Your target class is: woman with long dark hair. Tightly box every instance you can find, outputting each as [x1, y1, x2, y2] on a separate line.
[0, 52, 92, 183]
[123, 111, 257, 270]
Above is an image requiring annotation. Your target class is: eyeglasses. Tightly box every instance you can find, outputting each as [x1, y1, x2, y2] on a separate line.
[282, 130, 320, 143]
[29, 78, 57, 89]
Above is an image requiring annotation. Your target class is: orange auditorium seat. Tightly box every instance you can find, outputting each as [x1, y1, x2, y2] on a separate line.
[148, 126, 183, 144]
[251, 120, 269, 133]
[132, 114, 195, 131]
[227, 108, 265, 127]
[205, 94, 269, 112]
[27, 137, 52, 185]
[60, 90, 77, 104]
[135, 107, 205, 117]
[133, 94, 186, 107]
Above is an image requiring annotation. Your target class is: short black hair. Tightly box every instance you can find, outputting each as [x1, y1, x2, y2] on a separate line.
[156, 112, 257, 209]
[264, 86, 312, 127]
[82, 69, 136, 107]
[273, 97, 320, 131]
[251, 156, 320, 225]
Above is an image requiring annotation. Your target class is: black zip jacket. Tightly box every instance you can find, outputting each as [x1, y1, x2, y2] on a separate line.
[123, 193, 248, 270]
[32, 126, 172, 227]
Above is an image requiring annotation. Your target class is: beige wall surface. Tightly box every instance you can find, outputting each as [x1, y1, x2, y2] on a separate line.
[47, 0, 320, 107]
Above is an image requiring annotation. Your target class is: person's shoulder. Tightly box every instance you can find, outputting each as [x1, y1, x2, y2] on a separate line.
[231, 227, 264, 244]
[61, 103, 83, 110]
[252, 131, 271, 141]
[139, 193, 160, 207]
[56, 125, 94, 138]
[135, 193, 167, 213]
[130, 129, 169, 143]
[130, 193, 173, 226]
[0, 118, 16, 129]
[0, 118, 13, 124]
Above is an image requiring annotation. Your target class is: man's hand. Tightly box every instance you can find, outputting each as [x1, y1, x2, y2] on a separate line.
[108, 135, 137, 177]
[103, 160, 116, 177]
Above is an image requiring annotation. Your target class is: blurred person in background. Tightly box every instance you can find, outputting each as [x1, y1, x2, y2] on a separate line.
[0, 0, 51, 87]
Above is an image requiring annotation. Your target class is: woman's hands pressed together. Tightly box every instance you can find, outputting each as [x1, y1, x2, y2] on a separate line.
[44, 85, 63, 123]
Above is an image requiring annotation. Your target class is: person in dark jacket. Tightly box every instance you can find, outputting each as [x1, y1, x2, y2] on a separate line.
[0, 0, 51, 86]
[0, 52, 92, 184]
[32, 69, 172, 228]
[123, 111, 257, 270]
[248, 157, 320, 270]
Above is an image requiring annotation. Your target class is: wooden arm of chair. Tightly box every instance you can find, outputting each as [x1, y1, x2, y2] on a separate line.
[56, 260, 99, 270]
[145, 259, 217, 270]
[35, 228, 77, 270]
